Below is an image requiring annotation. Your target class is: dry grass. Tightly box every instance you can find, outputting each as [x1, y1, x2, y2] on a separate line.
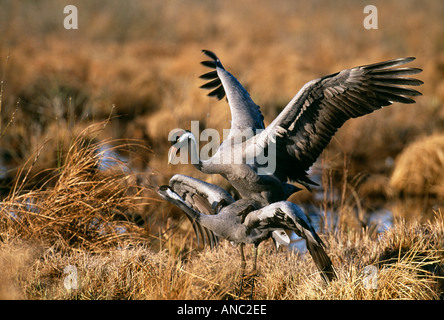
[0, 0, 444, 300]
[391, 134, 444, 197]
[0, 122, 155, 252]
[1, 213, 443, 300]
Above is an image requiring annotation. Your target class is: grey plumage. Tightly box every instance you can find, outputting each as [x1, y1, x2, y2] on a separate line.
[200, 50, 265, 133]
[167, 174, 235, 249]
[157, 175, 337, 283]
[170, 51, 423, 205]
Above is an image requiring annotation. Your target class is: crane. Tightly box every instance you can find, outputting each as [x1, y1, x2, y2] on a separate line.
[158, 174, 337, 283]
[168, 50, 423, 205]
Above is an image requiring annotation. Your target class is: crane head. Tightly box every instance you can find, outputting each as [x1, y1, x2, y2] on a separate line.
[167, 129, 196, 165]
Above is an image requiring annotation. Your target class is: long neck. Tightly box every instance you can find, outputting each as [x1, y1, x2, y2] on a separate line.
[170, 197, 202, 222]
[187, 135, 203, 171]
[167, 195, 217, 245]
[188, 133, 226, 175]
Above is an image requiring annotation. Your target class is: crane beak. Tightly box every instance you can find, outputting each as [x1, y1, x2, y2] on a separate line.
[157, 185, 183, 202]
[167, 146, 178, 166]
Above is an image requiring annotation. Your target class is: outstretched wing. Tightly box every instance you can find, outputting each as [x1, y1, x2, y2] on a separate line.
[168, 174, 234, 249]
[200, 50, 265, 134]
[258, 57, 423, 187]
[169, 174, 234, 211]
[244, 201, 337, 283]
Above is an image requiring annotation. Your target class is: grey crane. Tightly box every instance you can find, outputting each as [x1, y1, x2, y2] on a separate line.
[157, 174, 337, 283]
[165, 174, 234, 249]
[164, 174, 294, 249]
[168, 50, 423, 206]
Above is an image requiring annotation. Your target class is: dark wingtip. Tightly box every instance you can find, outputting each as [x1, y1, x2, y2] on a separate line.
[201, 50, 224, 69]
[208, 85, 226, 100]
[202, 49, 219, 61]
[199, 70, 218, 80]
[200, 78, 222, 90]
[201, 60, 217, 68]
[306, 240, 337, 284]
[363, 56, 422, 72]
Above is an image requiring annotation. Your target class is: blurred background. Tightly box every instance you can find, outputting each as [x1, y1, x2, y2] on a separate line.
[1, 0, 444, 222]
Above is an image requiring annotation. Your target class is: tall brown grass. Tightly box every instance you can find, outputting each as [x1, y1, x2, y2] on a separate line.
[0, 122, 155, 251]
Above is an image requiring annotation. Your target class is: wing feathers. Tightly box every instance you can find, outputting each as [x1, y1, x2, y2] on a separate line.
[261, 57, 422, 184]
[201, 60, 218, 69]
[370, 67, 422, 77]
[362, 56, 416, 70]
[199, 70, 218, 80]
[199, 50, 265, 131]
[370, 77, 423, 86]
[202, 49, 220, 61]
[372, 84, 422, 97]
[244, 202, 336, 283]
[200, 50, 227, 101]
[376, 91, 417, 104]
[306, 240, 337, 283]
[168, 175, 234, 249]
[208, 86, 226, 100]
[200, 78, 222, 89]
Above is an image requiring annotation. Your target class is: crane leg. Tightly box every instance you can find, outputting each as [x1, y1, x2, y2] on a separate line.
[237, 244, 246, 298]
[239, 244, 247, 269]
[237, 244, 259, 300]
[249, 244, 259, 299]
[252, 244, 259, 273]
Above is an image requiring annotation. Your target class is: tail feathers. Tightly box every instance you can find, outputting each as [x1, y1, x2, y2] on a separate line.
[306, 240, 337, 283]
